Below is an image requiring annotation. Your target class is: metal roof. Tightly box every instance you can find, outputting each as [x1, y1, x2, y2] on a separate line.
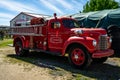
[72, 8, 120, 28]
[23, 12, 51, 18]
[10, 12, 51, 22]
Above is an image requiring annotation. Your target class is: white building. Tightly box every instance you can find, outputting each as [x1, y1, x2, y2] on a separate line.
[10, 12, 51, 27]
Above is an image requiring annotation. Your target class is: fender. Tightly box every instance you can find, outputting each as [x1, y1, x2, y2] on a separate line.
[62, 36, 96, 56]
[13, 36, 25, 48]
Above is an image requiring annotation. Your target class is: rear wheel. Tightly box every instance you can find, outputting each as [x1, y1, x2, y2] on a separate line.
[15, 41, 29, 56]
[92, 57, 108, 64]
[68, 46, 92, 69]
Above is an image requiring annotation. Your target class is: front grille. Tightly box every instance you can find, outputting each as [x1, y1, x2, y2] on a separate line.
[98, 35, 108, 50]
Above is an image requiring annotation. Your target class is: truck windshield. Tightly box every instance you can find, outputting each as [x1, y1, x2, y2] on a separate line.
[62, 19, 80, 28]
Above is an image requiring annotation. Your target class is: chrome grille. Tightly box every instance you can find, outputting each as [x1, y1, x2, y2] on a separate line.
[98, 35, 108, 50]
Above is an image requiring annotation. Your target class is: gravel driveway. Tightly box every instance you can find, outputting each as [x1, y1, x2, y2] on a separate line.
[0, 47, 120, 80]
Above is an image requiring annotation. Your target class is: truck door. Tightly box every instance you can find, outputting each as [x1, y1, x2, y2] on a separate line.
[48, 20, 63, 53]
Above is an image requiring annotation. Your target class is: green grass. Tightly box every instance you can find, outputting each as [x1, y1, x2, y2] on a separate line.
[0, 39, 13, 48]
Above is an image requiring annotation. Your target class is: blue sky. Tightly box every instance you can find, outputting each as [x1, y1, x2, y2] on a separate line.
[0, 0, 119, 26]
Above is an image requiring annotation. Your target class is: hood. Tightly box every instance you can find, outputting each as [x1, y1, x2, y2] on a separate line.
[71, 28, 107, 35]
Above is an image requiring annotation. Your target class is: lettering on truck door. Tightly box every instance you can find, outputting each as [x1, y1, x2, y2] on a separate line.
[48, 20, 63, 52]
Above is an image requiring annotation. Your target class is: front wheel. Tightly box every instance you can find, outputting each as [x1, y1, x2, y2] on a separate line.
[68, 46, 92, 69]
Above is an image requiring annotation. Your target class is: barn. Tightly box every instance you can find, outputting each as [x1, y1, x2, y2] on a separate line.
[10, 12, 51, 27]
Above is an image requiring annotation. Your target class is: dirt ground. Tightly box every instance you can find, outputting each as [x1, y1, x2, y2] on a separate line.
[0, 47, 120, 80]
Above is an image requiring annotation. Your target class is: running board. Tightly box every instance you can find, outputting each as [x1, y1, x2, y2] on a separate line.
[29, 48, 62, 56]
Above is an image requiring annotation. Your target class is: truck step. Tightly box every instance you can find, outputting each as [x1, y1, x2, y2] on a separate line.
[29, 48, 62, 56]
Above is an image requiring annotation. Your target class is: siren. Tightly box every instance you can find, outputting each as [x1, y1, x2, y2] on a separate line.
[54, 13, 57, 19]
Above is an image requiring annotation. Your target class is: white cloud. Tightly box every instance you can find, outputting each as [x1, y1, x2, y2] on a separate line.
[0, 0, 44, 13]
[39, 0, 64, 15]
[0, 0, 86, 25]
[0, 0, 47, 25]
[71, 0, 84, 11]
[0, 18, 10, 25]
[0, 13, 15, 25]
[56, 0, 73, 9]
[0, 13, 15, 19]
[115, 0, 120, 2]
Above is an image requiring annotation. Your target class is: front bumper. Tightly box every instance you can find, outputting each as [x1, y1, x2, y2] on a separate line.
[92, 49, 114, 58]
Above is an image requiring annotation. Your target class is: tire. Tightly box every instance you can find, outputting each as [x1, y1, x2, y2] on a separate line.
[15, 41, 29, 56]
[107, 25, 120, 56]
[68, 46, 92, 69]
[92, 57, 108, 64]
[107, 25, 119, 37]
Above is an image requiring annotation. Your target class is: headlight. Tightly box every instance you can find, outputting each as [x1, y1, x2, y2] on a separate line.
[93, 40, 97, 47]
[109, 37, 112, 43]
[74, 30, 83, 34]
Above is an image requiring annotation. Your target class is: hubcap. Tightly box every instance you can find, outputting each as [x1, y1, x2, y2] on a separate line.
[71, 48, 85, 65]
[74, 54, 79, 60]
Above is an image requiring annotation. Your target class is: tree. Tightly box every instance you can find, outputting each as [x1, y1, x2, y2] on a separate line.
[83, 0, 119, 12]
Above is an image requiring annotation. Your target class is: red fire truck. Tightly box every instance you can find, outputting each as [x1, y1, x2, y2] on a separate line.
[10, 13, 114, 68]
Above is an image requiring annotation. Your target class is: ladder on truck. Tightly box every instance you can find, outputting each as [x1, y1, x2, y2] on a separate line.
[10, 17, 47, 36]
[10, 24, 44, 36]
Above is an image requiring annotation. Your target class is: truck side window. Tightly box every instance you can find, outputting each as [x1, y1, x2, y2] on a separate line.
[51, 22, 60, 29]
[62, 20, 80, 28]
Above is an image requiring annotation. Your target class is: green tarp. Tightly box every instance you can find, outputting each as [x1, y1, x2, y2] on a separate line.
[72, 8, 120, 29]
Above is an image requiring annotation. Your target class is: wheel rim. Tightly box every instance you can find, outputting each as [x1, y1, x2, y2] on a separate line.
[71, 48, 85, 65]
[15, 44, 21, 55]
